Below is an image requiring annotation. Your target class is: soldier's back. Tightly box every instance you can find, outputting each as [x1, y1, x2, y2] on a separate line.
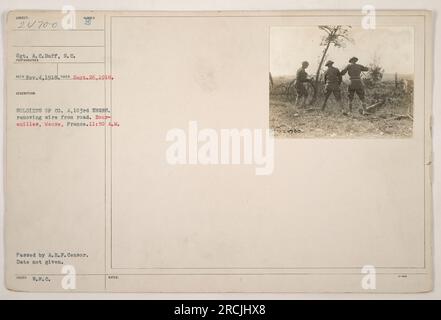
[296, 68, 307, 81]
[344, 64, 368, 79]
[325, 66, 340, 84]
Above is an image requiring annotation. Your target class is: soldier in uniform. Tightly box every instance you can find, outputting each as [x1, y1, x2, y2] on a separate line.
[340, 57, 369, 114]
[295, 61, 311, 108]
[321, 60, 343, 112]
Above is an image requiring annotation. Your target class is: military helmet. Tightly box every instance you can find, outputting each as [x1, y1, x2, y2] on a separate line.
[349, 57, 359, 63]
[325, 60, 334, 67]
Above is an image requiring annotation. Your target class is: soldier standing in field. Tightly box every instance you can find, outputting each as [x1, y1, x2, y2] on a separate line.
[295, 61, 312, 108]
[340, 57, 370, 114]
[321, 60, 343, 112]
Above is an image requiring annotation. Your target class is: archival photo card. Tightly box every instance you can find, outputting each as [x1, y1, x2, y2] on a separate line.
[4, 10, 433, 293]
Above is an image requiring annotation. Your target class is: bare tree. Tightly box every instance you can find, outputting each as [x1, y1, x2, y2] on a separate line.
[312, 26, 353, 102]
[363, 54, 384, 88]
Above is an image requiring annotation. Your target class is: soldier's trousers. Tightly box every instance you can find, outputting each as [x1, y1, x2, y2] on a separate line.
[348, 87, 365, 101]
[295, 84, 308, 98]
[348, 80, 365, 101]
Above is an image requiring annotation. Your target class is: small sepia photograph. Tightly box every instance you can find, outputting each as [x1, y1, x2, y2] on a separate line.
[269, 26, 414, 138]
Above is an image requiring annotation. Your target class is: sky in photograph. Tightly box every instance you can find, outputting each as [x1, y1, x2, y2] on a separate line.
[270, 26, 414, 77]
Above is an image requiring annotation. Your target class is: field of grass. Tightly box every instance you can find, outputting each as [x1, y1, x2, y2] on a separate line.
[269, 77, 414, 138]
